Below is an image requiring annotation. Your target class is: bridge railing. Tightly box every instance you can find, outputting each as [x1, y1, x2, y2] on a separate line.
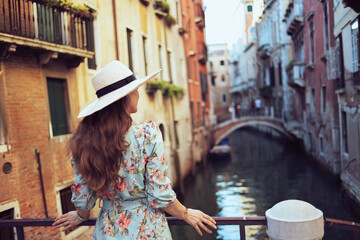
[0, 217, 360, 239]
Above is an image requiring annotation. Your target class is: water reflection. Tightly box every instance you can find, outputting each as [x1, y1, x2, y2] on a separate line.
[171, 127, 360, 240]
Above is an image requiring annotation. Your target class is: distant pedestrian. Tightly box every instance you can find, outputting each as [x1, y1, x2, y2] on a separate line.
[53, 61, 217, 239]
[255, 99, 261, 115]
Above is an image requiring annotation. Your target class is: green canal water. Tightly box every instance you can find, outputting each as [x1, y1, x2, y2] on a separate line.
[170, 127, 360, 240]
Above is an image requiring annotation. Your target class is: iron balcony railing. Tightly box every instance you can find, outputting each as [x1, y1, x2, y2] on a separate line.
[0, 217, 359, 240]
[0, 0, 93, 50]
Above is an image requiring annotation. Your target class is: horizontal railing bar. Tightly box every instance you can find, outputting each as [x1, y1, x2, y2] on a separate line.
[1, 217, 359, 229]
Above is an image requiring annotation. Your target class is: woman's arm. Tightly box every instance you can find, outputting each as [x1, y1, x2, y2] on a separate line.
[162, 199, 217, 236]
[52, 209, 90, 231]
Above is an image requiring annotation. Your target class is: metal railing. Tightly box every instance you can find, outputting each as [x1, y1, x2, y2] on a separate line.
[0, 0, 93, 50]
[0, 217, 359, 239]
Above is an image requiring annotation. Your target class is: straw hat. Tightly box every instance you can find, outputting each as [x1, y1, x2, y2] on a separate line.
[78, 60, 161, 118]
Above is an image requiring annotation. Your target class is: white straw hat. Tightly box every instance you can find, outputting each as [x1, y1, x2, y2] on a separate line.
[78, 60, 161, 118]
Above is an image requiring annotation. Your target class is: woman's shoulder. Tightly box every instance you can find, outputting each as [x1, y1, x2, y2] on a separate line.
[131, 121, 159, 139]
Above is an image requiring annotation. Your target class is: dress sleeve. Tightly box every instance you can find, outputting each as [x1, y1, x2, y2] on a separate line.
[144, 122, 177, 209]
[70, 156, 97, 210]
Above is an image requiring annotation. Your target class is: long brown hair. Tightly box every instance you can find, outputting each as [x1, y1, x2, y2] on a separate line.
[67, 97, 132, 195]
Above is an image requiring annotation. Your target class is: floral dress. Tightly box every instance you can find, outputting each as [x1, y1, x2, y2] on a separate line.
[71, 121, 177, 240]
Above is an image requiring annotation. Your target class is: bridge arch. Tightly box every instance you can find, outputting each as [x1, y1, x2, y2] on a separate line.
[213, 118, 295, 145]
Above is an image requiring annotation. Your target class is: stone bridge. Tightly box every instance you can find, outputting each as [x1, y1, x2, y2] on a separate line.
[212, 116, 296, 145]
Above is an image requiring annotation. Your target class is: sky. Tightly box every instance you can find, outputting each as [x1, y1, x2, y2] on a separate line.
[203, 0, 245, 48]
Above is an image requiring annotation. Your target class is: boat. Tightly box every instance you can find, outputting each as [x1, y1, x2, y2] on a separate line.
[210, 137, 231, 158]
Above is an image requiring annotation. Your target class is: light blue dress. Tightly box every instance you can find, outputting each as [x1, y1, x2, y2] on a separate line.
[71, 121, 177, 239]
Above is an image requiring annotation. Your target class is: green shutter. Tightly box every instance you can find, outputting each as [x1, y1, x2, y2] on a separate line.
[47, 78, 68, 136]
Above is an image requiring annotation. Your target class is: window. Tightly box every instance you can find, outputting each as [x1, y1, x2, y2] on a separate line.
[47, 78, 69, 137]
[341, 111, 348, 153]
[187, 56, 191, 79]
[321, 86, 326, 113]
[159, 124, 165, 141]
[0, 208, 15, 240]
[247, 5, 253, 13]
[278, 62, 282, 85]
[197, 102, 201, 122]
[351, 19, 359, 72]
[222, 93, 227, 103]
[126, 28, 133, 71]
[86, 19, 96, 69]
[323, 1, 329, 52]
[320, 137, 324, 154]
[142, 36, 148, 75]
[167, 50, 172, 81]
[193, 59, 198, 82]
[220, 60, 225, 65]
[190, 101, 195, 128]
[200, 71, 208, 101]
[309, 17, 315, 64]
[311, 88, 315, 112]
[158, 45, 163, 79]
[221, 75, 225, 82]
[335, 35, 345, 88]
[60, 186, 77, 234]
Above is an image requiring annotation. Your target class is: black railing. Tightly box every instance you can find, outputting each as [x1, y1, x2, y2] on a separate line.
[0, 0, 93, 50]
[0, 217, 360, 240]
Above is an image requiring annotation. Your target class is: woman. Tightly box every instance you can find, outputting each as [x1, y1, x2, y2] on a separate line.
[53, 61, 217, 239]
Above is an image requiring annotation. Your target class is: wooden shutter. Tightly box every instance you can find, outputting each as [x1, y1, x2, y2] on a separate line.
[47, 78, 68, 136]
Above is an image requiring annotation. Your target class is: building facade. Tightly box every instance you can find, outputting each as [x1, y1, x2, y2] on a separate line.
[180, 0, 210, 176]
[207, 44, 231, 124]
[256, 0, 293, 119]
[333, 0, 360, 205]
[0, 0, 194, 239]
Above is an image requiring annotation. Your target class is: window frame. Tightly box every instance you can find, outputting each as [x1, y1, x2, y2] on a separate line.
[47, 77, 71, 138]
[0, 200, 21, 240]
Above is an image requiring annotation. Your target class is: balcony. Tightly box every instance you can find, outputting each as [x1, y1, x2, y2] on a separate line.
[342, 0, 360, 13]
[194, 3, 205, 30]
[353, 71, 360, 86]
[257, 44, 271, 60]
[0, 0, 94, 65]
[286, 61, 305, 88]
[284, 0, 304, 37]
[197, 41, 207, 65]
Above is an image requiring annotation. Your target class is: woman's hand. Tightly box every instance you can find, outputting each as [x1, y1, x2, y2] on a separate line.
[52, 210, 88, 231]
[182, 208, 217, 236]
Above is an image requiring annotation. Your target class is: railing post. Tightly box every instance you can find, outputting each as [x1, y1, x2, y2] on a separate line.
[239, 224, 245, 240]
[16, 226, 25, 240]
[266, 200, 324, 240]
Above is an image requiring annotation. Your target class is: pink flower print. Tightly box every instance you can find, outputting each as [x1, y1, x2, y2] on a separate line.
[160, 155, 165, 163]
[146, 234, 152, 238]
[119, 181, 126, 192]
[156, 170, 164, 182]
[141, 156, 148, 165]
[71, 183, 83, 197]
[116, 213, 131, 231]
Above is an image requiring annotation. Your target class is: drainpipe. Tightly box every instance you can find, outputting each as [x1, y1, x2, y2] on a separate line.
[163, 19, 184, 194]
[112, 0, 119, 60]
[35, 149, 48, 218]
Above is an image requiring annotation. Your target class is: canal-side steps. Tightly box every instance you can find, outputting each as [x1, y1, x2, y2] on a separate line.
[1, 200, 359, 240]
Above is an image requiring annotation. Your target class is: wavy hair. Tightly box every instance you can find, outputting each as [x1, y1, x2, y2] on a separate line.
[67, 97, 132, 195]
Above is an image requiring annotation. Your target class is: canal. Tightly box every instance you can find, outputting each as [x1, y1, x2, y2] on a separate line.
[170, 126, 360, 240]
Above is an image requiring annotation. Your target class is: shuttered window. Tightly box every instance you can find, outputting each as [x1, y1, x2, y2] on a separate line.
[86, 19, 96, 69]
[47, 78, 69, 136]
[0, 208, 14, 240]
[60, 186, 77, 234]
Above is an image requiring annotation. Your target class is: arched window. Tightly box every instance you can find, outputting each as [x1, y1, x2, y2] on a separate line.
[159, 123, 165, 141]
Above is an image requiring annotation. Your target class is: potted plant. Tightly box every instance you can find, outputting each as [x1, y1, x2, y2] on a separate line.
[165, 14, 176, 27]
[140, 0, 150, 6]
[154, 0, 169, 14]
[178, 27, 187, 35]
[146, 79, 166, 95]
[71, 4, 92, 19]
